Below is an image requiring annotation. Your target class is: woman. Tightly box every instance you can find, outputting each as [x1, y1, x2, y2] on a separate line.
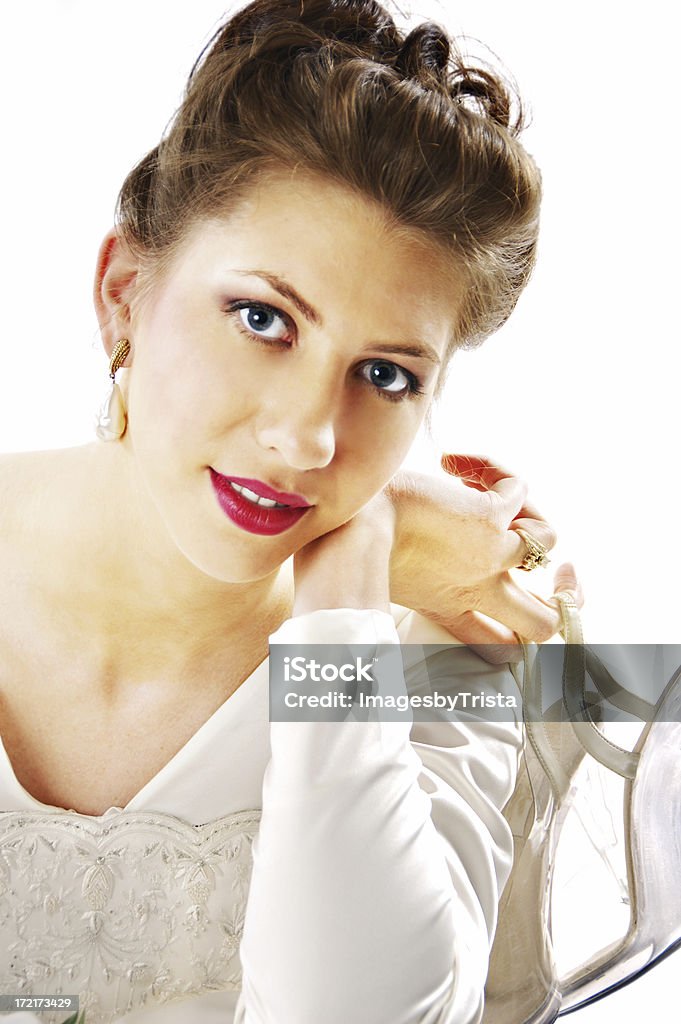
[0, 1, 578, 1021]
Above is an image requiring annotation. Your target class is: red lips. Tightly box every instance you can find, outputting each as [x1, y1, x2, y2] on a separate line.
[209, 469, 312, 536]
[227, 476, 311, 508]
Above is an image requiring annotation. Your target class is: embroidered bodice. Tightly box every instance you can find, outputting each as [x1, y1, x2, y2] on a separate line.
[0, 809, 259, 1023]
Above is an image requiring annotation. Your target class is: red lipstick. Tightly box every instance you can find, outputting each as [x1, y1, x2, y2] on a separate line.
[227, 477, 310, 508]
[209, 469, 312, 536]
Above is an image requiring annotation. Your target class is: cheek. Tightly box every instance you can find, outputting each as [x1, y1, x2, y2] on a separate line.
[335, 407, 423, 506]
[127, 356, 200, 452]
[128, 308, 236, 448]
[345, 398, 426, 461]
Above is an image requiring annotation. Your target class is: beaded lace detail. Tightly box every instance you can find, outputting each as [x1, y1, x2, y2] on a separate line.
[0, 807, 260, 1023]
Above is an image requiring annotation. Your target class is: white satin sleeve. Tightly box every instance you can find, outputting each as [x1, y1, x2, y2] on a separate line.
[234, 608, 522, 1024]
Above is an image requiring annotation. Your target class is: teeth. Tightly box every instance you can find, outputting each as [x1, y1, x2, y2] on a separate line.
[230, 482, 288, 508]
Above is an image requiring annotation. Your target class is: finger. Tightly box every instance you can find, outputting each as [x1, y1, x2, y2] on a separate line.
[505, 518, 558, 569]
[440, 453, 520, 492]
[478, 575, 564, 643]
[551, 561, 585, 609]
[446, 610, 524, 664]
[488, 476, 529, 516]
[493, 516, 557, 572]
[513, 496, 558, 543]
[441, 454, 558, 568]
[441, 453, 529, 521]
[444, 452, 544, 524]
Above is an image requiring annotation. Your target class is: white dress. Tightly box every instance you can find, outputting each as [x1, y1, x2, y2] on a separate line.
[0, 607, 522, 1024]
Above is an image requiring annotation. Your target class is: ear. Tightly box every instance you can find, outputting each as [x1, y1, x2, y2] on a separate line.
[94, 229, 140, 360]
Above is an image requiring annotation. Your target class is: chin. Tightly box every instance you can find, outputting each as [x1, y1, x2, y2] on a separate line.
[182, 533, 293, 585]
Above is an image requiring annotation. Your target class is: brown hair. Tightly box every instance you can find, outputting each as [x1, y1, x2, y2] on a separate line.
[117, 0, 541, 353]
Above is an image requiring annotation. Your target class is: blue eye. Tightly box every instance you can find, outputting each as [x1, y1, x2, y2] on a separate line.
[226, 299, 293, 342]
[237, 304, 290, 340]
[361, 360, 418, 398]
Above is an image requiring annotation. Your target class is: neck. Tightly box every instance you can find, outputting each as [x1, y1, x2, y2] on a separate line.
[22, 442, 294, 685]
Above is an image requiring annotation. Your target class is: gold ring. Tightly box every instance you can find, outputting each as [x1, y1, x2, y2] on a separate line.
[515, 527, 550, 571]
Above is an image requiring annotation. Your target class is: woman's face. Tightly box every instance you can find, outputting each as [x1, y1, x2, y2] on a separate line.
[121, 173, 459, 582]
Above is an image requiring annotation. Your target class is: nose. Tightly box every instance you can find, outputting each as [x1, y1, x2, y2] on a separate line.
[255, 377, 337, 471]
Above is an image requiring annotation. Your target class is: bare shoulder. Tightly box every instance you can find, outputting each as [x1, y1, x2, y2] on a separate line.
[0, 446, 94, 532]
[0, 447, 61, 506]
[0, 449, 36, 500]
[0, 446, 98, 642]
[0, 450, 47, 543]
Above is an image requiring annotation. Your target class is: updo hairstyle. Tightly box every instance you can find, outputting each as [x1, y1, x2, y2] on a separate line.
[117, 0, 541, 352]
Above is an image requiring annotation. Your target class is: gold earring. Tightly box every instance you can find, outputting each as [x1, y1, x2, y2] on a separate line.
[95, 338, 131, 441]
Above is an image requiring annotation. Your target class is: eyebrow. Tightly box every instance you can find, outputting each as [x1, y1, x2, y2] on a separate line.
[370, 342, 442, 367]
[235, 269, 442, 366]
[235, 270, 322, 326]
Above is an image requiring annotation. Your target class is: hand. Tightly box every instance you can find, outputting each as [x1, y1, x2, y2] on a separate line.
[388, 454, 556, 585]
[387, 455, 576, 655]
[292, 492, 395, 617]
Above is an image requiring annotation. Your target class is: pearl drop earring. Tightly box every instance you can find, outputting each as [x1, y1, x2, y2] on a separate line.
[95, 338, 131, 441]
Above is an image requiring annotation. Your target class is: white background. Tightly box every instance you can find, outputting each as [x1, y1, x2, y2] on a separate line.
[0, 1, 678, 1020]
